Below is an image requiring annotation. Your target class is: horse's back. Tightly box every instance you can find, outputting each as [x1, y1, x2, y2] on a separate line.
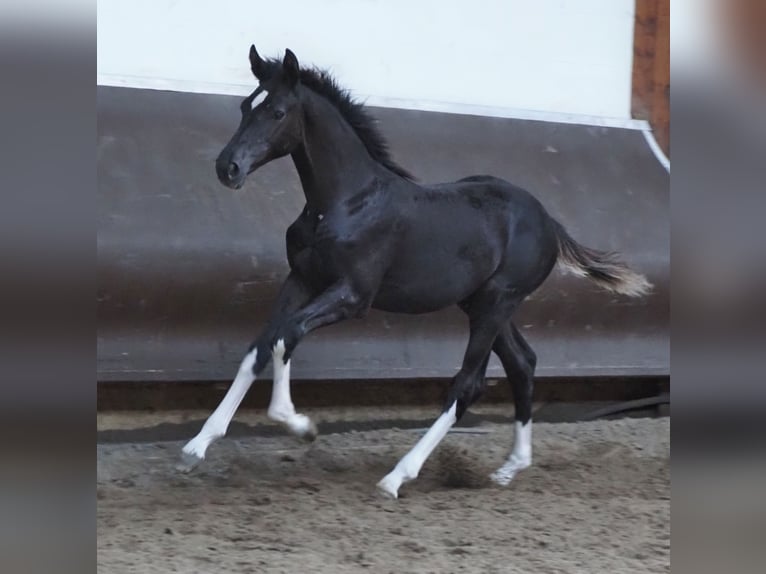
[372, 175, 557, 313]
[420, 174, 555, 244]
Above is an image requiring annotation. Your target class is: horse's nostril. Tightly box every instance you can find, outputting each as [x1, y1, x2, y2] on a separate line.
[227, 162, 240, 179]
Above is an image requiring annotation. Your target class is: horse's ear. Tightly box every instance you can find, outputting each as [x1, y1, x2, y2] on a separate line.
[282, 48, 299, 89]
[249, 44, 266, 79]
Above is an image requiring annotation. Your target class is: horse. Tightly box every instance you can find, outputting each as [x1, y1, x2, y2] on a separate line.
[180, 47, 651, 499]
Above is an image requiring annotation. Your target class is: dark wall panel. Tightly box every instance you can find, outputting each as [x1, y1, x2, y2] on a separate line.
[98, 86, 669, 382]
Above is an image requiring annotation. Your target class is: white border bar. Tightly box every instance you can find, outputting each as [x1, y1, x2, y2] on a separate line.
[642, 129, 671, 172]
[97, 74, 650, 131]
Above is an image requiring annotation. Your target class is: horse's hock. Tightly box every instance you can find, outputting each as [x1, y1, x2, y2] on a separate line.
[97, 86, 668, 384]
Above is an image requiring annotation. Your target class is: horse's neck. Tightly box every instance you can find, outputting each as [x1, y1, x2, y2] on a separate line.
[291, 89, 378, 213]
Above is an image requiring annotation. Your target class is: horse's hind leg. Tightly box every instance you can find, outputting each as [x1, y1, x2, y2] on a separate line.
[490, 322, 536, 485]
[376, 297, 511, 499]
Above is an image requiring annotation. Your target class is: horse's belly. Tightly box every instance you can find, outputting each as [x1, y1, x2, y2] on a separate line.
[371, 286, 456, 314]
[372, 256, 496, 314]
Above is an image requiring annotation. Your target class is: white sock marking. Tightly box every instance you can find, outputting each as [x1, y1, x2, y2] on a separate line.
[267, 339, 315, 438]
[182, 349, 257, 461]
[377, 401, 458, 499]
[490, 420, 532, 486]
[250, 89, 268, 109]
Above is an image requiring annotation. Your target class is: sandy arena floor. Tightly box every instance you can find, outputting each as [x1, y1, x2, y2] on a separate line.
[97, 413, 669, 574]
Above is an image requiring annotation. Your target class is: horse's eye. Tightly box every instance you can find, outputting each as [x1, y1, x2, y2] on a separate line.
[274, 109, 286, 120]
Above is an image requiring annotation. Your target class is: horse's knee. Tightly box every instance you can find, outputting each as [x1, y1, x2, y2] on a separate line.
[249, 339, 272, 375]
[270, 323, 304, 361]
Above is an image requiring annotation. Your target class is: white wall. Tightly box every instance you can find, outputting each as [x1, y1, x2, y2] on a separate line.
[98, 0, 637, 123]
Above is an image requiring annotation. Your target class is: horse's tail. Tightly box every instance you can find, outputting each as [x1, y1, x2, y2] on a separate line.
[552, 219, 652, 297]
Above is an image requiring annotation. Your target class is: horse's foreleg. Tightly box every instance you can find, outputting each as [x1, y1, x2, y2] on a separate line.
[178, 272, 313, 471]
[264, 281, 367, 439]
[179, 348, 259, 470]
[266, 338, 317, 441]
[270, 280, 367, 360]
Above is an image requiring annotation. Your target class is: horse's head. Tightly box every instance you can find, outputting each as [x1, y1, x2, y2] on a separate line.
[216, 46, 303, 189]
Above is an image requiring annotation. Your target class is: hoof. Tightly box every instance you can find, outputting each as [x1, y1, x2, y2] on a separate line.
[176, 449, 204, 474]
[376, 476, 400, 500]
[489, 470, 514, 487]
[300, 419, 319, 442]
[489, 457, 530, 486]
[285, 414, 318, 442]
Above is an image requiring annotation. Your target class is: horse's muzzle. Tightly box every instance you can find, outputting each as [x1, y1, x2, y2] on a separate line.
[215, 157, 246, 189]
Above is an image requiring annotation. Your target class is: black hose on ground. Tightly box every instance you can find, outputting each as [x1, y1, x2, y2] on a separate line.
[582, 392, 670, 421]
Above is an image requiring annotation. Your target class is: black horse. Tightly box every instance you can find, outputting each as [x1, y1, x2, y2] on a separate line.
[181, 47, 650, 499]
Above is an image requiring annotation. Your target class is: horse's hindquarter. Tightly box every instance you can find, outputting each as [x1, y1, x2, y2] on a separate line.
[373, 179, 538, 314]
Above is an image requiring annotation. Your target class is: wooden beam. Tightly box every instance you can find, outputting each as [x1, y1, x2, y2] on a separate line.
[632, 0, 670, 157]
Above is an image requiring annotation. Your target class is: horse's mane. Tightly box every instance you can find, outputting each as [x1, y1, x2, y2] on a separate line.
[259, 59, 415, 181]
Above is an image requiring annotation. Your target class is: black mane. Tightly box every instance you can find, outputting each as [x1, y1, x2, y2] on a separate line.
[259, 59, 414, 181]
